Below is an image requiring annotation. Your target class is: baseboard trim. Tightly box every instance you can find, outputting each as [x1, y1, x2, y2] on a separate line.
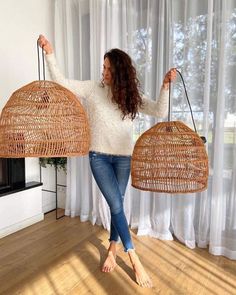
[0, 213, 44, 239]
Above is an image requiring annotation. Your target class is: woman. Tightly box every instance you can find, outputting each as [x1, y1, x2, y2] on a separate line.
[38, 34, 176, 288]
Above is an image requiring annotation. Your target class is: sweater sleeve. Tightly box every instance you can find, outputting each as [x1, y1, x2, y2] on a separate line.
[45, 53, 94, 99]
[139, 87, 169, 118]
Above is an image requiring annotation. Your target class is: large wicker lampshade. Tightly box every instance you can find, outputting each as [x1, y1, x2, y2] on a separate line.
[131, 121, 208, 193]
[131, 70, 209, 194]
[0, 80, 90, 157]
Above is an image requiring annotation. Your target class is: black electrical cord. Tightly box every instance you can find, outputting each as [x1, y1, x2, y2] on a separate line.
[168, 69, 206, 143]
[37, 40, 46, 81]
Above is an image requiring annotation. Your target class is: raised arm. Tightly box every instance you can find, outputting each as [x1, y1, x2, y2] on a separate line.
[37, 35, 94, 98]
[38, 34, 53, 55]
[140, 68, 177, 118]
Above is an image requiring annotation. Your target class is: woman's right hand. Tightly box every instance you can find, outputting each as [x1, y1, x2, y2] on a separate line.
[37, 34, 53, 55]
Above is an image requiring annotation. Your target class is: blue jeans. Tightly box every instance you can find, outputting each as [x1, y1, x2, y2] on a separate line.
[89, 151, 134, 252]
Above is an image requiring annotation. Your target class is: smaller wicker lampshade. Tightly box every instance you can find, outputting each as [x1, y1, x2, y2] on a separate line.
[131, 121, 209, 194]
[0, 80, 90, 158]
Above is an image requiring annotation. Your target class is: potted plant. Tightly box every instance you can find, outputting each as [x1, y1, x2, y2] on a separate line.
[39, 157, 67, 172]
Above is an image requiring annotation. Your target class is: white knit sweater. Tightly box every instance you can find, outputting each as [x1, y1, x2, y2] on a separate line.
[45, 53, 169, 156]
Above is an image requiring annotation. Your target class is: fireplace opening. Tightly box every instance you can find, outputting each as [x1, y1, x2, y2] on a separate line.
[0, 158, 25, 194]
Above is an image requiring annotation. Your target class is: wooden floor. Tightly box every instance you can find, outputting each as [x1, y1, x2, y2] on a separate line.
[0, 212, 236, 295]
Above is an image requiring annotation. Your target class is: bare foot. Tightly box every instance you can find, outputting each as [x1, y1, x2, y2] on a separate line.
[128, 250, 153, 288]
[102, 242, 117, 273]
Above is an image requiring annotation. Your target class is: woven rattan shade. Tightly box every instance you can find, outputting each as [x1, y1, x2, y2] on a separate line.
[131, 121, 209, 194]
[0, 80, 90, 157]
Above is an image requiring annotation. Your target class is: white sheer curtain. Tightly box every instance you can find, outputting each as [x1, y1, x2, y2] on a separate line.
[53, 0, 236, 259]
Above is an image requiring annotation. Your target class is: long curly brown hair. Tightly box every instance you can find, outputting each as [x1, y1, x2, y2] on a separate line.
[103, 48, 143, 120]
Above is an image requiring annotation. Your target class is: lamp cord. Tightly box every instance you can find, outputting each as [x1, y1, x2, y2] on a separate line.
[168, 79, 171, 122]
[37, 41, 46, 81]
[168, 69, 196, 132]
[168, 70, 206, 143]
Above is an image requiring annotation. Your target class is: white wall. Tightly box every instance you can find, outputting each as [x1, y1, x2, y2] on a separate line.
[0, 0, 55, 182]
[0, 1, 56, 236]
[0, 186, 43, 238]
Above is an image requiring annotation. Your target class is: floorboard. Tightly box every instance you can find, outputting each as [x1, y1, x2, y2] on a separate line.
[0, 211, 236, 295]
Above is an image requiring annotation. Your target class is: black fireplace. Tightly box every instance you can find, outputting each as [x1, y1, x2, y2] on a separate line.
[0, 158, 25, 194]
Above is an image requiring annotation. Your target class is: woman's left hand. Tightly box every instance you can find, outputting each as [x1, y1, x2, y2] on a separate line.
[162, 68, 177, 89]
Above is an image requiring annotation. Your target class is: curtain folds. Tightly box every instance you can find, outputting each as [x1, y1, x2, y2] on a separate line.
[54, 0, 236, 259]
